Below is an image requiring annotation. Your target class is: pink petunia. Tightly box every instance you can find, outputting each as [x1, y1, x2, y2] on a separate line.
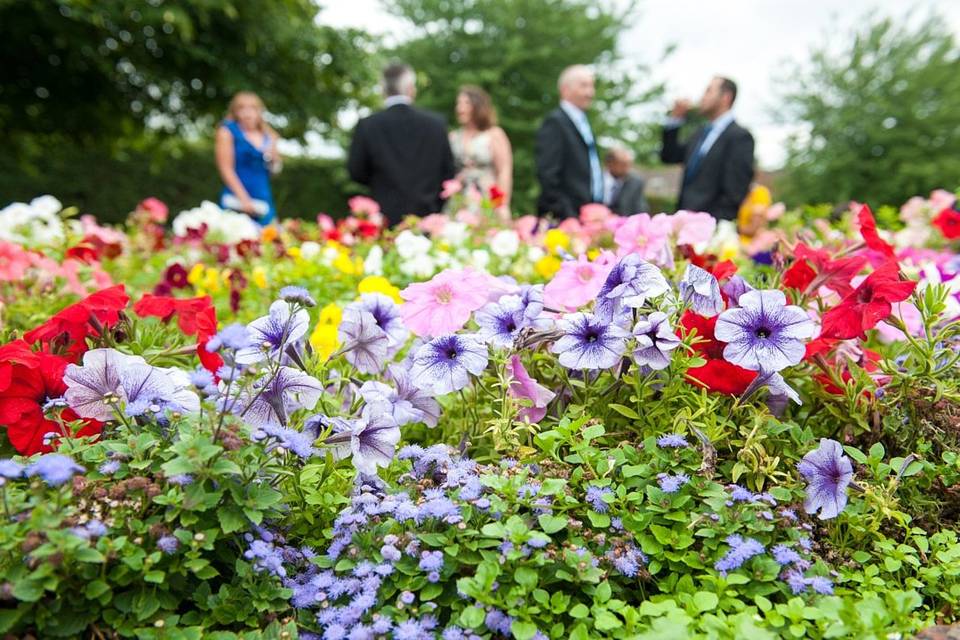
[400, 268, 494, 337]
[508, 355, 555, 423]
[613, 213, 672, 262]
[441, 179, 463, 199]
[543, 250, 617, 311]
[138, 197, 169, 223]
[418, 213, 449, 237]
[348, 196, 381, 216]
[672, 210, 717, 247]
[0, 241, 33, 281]
[876, 301, 923, 343]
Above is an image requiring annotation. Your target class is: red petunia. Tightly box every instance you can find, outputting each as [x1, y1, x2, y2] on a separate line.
[679, 311, 757, 395]
[789, 243, 866, 297]
[0, 341, 102, 454]
[819, 261, 917, 340]
[132, 294, 223, 375]
[23, 285, 129, 359]
[489, 185, 506, 208]
[933, 208, 960, 240]
[857, 205, 896, 259]
[782, 257, 817, 291]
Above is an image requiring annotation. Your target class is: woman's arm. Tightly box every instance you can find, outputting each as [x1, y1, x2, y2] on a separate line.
[490, 126, 513, 206]
[215, 126, 254, 213]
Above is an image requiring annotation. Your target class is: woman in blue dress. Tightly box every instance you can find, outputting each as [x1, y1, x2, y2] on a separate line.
[215, 92, 281, 224]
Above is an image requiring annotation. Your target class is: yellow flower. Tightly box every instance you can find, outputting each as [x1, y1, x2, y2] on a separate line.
[535, 255, 562, 279]
[187, 264, 205, 285]
[719, 244, 739, 262]
[586, 249, 600, 261]
[358, 275, 403, 304]
[310, 324, 340, 362]
[544, 229, 570, 255]
[318, 302, 342, 326]
[202, 268, 221, 293]
[737, 185, 773, 231]
[252, 266, 268, 290]
[287, 246, 301, 259]
[333, 252, 362, 275]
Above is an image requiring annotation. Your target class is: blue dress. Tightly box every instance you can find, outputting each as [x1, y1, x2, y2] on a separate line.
[219, 120, 277, 224]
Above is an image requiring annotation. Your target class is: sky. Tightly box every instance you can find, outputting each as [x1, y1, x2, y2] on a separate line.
[317, 0, 960, 169]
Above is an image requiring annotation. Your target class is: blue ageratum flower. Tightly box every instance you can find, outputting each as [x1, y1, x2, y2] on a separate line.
[338, 308, 389, 374]
[279, 285, 316, 308]
[678, 264, 724, 317]
[236, 300, 310, 365]
[713, 289, 814, 372]
[632, 312, 681, 370]
[596, 253, 670, 320]
[656, 434, 689, 448]
[798, 438, 854, 520]
[409, 334, 489, 395]
[345, 293, 408, 358]
[714, 535, 765, 576]
[551, 312, 630, 370]
[25, 454, 84, 487]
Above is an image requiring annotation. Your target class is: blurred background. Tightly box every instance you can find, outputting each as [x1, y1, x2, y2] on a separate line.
[2, 0, 959, 222]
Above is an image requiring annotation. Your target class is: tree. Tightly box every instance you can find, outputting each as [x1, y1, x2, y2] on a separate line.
[383, 0, 664, 214]
[778, 14, 960, 207]
[0, 0, 376, 147]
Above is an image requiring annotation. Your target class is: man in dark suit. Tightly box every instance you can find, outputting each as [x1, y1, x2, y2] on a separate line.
[535, 65, 604, 219]
[660, 76, 754, 221]
[604, 147, 649, 215]
[347, 62, 455, 225]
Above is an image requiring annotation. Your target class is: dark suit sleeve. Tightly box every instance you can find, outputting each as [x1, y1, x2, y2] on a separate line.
[347, 120, 371, 185]
[440, 124, 455, 182]
[660, 124, 688, 164]
[535, 116, 575, 218]
[717, 130, 755, 213]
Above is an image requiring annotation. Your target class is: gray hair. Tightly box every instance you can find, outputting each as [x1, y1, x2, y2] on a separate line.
[383, 62, 416, 97]
[557, 64, 593, 92]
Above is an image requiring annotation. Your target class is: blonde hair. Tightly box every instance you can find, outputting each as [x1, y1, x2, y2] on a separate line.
[225, 91, 278, 137]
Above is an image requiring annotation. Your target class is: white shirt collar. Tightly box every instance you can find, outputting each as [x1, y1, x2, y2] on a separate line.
[384, 95, 413, 108]
[709, 110, 736, 133]
[560, 100, 586, 123]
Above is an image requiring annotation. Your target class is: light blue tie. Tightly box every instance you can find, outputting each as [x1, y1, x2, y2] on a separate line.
[685, 123, 714, 180]
[575, 112, 604, 202]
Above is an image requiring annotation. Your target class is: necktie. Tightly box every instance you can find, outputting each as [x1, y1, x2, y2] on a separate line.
[576, 114, 604, 202]
[685, 124, 714, 180]
[608, 179, 622, 207]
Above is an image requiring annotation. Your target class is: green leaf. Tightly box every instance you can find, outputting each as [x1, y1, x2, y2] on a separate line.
[569, 603, 590, 619]
[85, 580, 111, 599]
[582, 424, 605, 441]
[144, 570, 165, 583]
[218, 506, 248, 533]
[692, 591, 718, 612]
[650, 524, 674, 545]
[595, 581, 612, 603]
[844, 446, 868, 464]
[868, 442, 885, 461]
[12, 580, 44, 602]
[459, 606, 485, 628]
[609, 404, 641, 420]
[420, 582, 443, 600]
[511, 620, 539, 640]
[538, 514, 567, 534]
[594, 610, 622, 631]
[515, 566, 538, 590]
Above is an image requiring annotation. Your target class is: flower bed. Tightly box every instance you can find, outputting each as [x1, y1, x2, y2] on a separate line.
[0, 189, 959, 639]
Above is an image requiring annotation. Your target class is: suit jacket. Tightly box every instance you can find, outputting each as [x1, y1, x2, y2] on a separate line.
[660, 120, 754, 221]
[611, 171, 649, 215]
[347, 104, 455, 225]
[535, 107, 595, 219]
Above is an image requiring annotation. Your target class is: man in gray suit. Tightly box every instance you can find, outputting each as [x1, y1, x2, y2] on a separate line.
[604, 146, 649, 215]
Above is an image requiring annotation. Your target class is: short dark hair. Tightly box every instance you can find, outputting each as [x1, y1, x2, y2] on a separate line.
[717, 76, 738, 105]
[383, 62, 415, 96]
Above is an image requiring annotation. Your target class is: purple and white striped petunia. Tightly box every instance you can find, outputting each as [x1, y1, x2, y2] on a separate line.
[475, 295, 529, 349]
[236, 300, 310, 365]
[596, 253, 670, 320]
[632, 312, 681, 370]
[678, 264, 724, 318]
[324, 414, 402, 476]
[338, 308, 389, 374]
[345, 293, 408, 359]
[714, 289, 814, 372]
[409, 334, 489, 395]
[551, 312, 630, 370]
[234, 366, 324, 427]
[798, 438, 854, 520]
[359, 367, 441, 428]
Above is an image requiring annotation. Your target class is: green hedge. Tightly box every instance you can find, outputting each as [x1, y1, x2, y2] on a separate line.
[0, 144, 356, 224]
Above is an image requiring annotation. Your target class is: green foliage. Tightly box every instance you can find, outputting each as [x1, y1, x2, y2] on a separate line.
[0, 144, 354, 224]
[779, 13, 960, 207]
[385, 0, 665, 213]
[0, 0, 375, 145]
